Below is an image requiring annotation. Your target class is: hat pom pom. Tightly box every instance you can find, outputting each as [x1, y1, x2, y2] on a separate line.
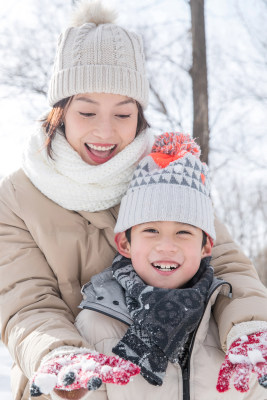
[71, 0, 117, 27]
[152, 132, 200, 157]
[151, 133, 200, 168]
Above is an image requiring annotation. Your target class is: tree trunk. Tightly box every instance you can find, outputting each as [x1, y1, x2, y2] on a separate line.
[190, 0, 209, 164]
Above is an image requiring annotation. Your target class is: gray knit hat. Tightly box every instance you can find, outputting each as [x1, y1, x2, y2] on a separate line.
[115, 133, 216, 240]
[48, 0, 149, 108]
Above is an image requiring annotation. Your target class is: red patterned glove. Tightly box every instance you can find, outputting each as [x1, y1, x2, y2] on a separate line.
[30, 348, 140, 397]
[216, 331, 267, 393]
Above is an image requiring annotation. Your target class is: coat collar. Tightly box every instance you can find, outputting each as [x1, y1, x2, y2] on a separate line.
[79, 263, 231, 327]
[77, 204, 120, 229]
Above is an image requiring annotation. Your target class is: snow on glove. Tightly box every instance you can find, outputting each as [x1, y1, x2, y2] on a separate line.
[216, 331, 267, 393]
[30, 348, 140, 397]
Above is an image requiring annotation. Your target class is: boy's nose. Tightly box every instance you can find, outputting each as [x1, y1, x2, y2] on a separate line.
[155, 238, 178, 253]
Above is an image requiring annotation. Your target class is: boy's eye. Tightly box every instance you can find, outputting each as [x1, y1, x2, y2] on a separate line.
[143, 228, 158, 234]
[177, 230, 191, 235]
[79, 112, 96, 117]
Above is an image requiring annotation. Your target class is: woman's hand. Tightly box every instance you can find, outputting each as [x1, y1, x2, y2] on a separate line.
[30, 348, 140, 397]
[53, 388, 88, 399]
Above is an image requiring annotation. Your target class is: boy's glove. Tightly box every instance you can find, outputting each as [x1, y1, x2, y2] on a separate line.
[216, 331, 267, 392]
[30, 348, 140, 397]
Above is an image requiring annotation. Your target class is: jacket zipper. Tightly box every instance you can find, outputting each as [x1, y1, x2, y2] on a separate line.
[182, 363, 190, 399]
[181, 280, 232, 400]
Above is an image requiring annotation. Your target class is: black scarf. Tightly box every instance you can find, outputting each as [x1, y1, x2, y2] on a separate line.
[112, 254, 213, 386]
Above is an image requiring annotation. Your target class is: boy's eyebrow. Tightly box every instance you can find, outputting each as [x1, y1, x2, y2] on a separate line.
[174, 222, 196, 228]
[75, 97, 135, 106]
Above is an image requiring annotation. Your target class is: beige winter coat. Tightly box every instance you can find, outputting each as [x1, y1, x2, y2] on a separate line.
[75, 283, 267, 400]
[1, 169, 267, 399]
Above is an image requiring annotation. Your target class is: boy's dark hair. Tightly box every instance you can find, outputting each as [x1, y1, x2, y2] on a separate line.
[125, 228, 208, 248]
[125, 228, 132, 244]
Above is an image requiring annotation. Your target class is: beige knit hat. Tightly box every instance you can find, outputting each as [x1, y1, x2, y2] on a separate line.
[48, 0, 149, 108]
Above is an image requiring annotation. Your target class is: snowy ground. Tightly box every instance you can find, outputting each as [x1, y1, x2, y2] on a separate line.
[0, 341, 13, 399]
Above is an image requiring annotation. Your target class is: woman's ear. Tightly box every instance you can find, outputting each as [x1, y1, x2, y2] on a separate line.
[201, 235, 212, 258]
[115, 232, 131, 258]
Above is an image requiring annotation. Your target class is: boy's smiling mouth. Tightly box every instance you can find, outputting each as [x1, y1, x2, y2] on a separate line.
[152, 262, 180, 272]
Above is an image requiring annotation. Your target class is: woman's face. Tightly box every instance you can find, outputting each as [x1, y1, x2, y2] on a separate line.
[63, 92, 138, 165]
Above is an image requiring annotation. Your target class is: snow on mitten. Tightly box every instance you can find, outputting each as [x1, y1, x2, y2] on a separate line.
[30, 347, 140, 397]
[216, 331, 267, 393]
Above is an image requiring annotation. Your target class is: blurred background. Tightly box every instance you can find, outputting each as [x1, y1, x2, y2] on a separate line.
[0, 0, 267, 396]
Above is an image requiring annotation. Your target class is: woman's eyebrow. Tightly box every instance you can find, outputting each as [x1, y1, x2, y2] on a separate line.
[116, 99, 135, 106]
[74, 97, 135, 106]
[75, 97, 97, 104]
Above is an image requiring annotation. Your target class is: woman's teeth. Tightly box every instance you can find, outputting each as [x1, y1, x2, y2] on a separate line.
[152, 263, 179, 271]
[86, 143, 116, 151]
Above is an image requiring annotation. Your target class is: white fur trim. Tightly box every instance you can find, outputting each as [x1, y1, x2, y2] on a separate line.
[227, 321, 267, 349]
[71, 0, 117, 27]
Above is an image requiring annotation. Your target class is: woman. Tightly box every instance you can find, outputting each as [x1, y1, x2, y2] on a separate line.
[0, 1, 267, 400]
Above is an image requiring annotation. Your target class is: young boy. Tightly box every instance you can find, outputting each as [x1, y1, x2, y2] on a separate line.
[75, 133, 267, 400]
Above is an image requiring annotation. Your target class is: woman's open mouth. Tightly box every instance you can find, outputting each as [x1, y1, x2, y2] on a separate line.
[85, 143, 117, 164]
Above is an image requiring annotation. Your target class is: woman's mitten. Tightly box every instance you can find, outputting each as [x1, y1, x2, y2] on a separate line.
[30, 348, 140, 397]
[216, 331, 267, 392]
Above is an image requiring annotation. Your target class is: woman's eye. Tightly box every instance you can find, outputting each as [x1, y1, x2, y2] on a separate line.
[79, 112, 95, 117]
[116, 114, 131, 119]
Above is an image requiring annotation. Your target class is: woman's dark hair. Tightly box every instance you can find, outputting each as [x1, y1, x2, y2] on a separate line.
[41, 97, 150, 159]
[42, 97, 73, 159]
[125, 228, 208, 248]
[136, 102, 150, 136]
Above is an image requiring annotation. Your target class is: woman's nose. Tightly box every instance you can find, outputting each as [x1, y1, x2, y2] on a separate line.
[93, 118, 114, 140]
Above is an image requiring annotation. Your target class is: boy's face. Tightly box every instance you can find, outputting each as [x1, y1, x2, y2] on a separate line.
[115, 221, 212, 289]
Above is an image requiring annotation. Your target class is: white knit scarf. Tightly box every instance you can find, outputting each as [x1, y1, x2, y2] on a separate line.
[22, 123, 151, 212]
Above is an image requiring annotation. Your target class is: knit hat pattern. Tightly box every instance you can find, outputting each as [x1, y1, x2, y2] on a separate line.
[48, 1, 149, 108]
[115, 133, 216, 240]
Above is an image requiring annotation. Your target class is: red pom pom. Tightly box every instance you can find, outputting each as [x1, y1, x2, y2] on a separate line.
[151, 133, 200, 168]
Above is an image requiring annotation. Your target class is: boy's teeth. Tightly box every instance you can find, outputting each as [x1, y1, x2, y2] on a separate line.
[152, 263, 178, 271]
[87, 144, 115, 151]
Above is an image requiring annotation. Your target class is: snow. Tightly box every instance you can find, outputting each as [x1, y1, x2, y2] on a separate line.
[247, 350, 265, 365]
[0, 342, 13, 400]
[228, 332, 267, 366]
[228, 353, 248, 364]
[83, 359, 98, 371]
[240, 335, 248, 342]
[35, 373, 57, 395]
[100, 365, 112, 374]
